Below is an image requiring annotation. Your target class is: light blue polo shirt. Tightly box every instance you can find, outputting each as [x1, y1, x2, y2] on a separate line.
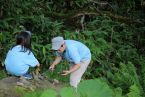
[4, 45, 39, 76]
[57, 40, 91, 64]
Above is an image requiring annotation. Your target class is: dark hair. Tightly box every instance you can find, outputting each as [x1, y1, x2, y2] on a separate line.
[12, 31, 32, 54]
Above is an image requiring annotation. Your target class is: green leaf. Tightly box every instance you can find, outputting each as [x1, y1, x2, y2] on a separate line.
[78, 79, 113, 97]
[40, 89, 57, 97]
[60, 87, 78, 97]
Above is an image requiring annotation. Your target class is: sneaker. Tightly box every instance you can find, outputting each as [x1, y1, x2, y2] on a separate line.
[22, 73, 32, 80]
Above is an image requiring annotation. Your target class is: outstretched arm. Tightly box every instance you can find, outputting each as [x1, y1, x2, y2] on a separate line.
[49, 56, 62, 70]
[61, 63, 81, 75]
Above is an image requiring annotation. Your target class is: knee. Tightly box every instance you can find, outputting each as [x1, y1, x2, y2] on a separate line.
[70, 76, 81, 88]
[70, 80, 78, 88]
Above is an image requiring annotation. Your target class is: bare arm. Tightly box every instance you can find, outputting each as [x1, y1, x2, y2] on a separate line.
[69, 64, 80, 73]
[52, 56, 62, 66]
[61, 63, 81, 75]
[35, 64, 41, 74]
[49, 56, 62, 70]
[36, 64, 40, 67]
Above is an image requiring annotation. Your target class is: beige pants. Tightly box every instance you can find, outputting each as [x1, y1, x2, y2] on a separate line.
[70, 59, 90, 88]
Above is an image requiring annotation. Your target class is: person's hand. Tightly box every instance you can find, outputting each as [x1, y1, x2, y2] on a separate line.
[61, 70, 71, 76]
[49, 64, 55, 71]
[35, 67, 40, 75]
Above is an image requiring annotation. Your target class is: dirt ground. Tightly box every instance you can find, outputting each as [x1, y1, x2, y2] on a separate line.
[0, 76, 65, 97]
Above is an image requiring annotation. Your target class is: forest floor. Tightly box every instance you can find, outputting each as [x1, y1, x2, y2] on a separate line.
[0, 74, 65, 97]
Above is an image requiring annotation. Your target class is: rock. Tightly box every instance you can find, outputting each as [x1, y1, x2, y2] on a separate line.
[53, 79, 59, 84]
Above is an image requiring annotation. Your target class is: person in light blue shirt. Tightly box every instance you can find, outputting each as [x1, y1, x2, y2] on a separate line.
[49, 36, 91, 88]
[5, 31, 40, 79]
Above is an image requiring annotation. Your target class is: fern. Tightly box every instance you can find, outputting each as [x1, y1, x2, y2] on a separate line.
[138, 57, 145, 96]
[113, 87, 124, 97]
[127, 84, 141, 97]
[114, 62, 143, 95]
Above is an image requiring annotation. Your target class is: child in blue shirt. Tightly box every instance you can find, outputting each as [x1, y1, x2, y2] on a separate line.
[5, 31, 40, 79]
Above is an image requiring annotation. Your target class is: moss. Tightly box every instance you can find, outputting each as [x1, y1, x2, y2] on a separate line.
[0, 70, 7, 80]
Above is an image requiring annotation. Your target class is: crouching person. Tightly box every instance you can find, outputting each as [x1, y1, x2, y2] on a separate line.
[4, 31, 40, 80]
[49, 36, 91, 88]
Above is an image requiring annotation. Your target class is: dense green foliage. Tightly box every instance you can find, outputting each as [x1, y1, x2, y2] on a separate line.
[0, 0, 145, 96]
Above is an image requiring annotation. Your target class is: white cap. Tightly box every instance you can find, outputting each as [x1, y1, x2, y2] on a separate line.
[52, 36, 64, 50]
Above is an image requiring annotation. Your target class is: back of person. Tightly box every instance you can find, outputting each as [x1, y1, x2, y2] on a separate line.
[5, 45, 35, 76]
[4, 31, 39, 77]
[65, 40, 91, 61]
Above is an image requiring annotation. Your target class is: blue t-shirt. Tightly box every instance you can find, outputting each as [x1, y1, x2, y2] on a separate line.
[4, 45, 39, 76]
[57, 40, 91, 64]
